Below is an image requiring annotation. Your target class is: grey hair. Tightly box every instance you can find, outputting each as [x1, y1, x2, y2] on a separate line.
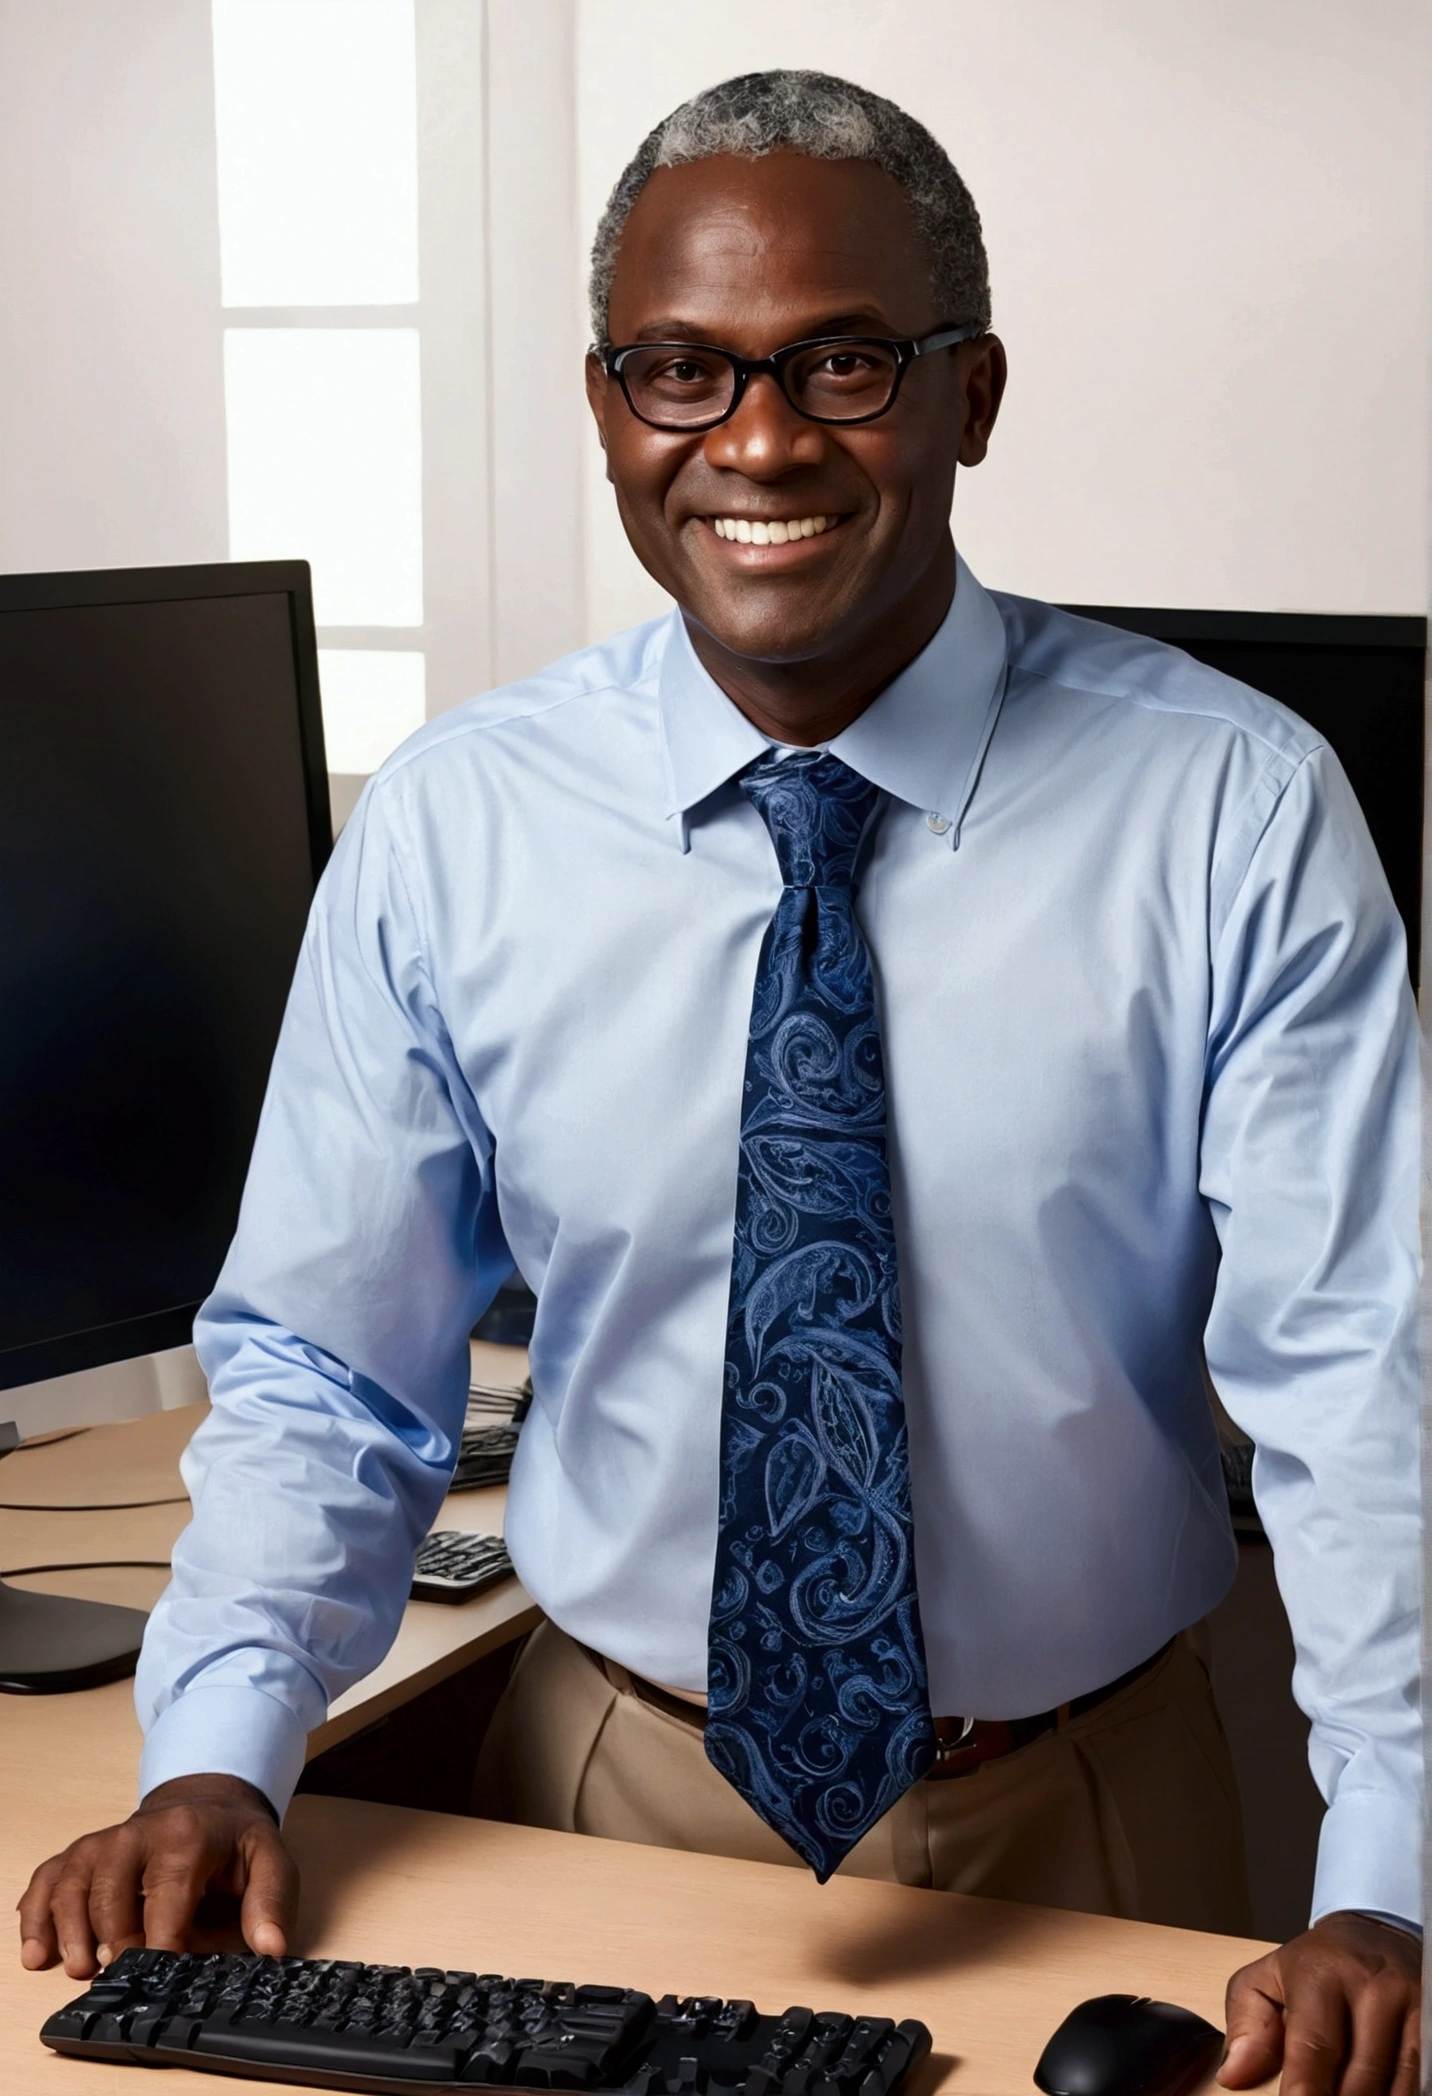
[589, 70, 991, 350]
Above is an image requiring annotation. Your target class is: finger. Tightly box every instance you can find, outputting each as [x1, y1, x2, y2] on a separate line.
[1277, 1989, 1349, 2096]
[1388, 2012, 1420, 2096]
[49, 1859, 102, 1980]
[1219, 1958, 1286, 2087]
[85, 1826, 147, 1968]
[237, 1829, 300, 1959]
[139, 1843, 218, 1953]
[1338, 1987, 1420, 2096]
[17, 1855, 64, 1970]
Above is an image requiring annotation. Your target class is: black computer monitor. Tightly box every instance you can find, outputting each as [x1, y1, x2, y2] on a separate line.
[0, 559, 329, 1688]
[1063, 606, 1426, 986]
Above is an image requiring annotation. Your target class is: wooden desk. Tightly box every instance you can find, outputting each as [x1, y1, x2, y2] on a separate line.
[0, 1343, 541, 1755]
[1, 1360, 1274, 2093]
[3, 1796, 1271, 2094]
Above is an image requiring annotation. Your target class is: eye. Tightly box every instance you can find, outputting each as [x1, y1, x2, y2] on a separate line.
[818, 350, 879, 378]
[631, 350, 726, 391]
[659, 358, 714, 386]
[790, 342, 900, 402]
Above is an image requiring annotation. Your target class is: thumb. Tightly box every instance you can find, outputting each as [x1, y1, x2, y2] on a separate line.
[1219, 1954, 1285, 2088]
[237, 1828, 299, 1960]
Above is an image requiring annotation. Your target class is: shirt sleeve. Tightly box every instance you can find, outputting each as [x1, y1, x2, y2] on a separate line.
[136, 775, 512, 1817]
[1200, 741, 1421, 1929]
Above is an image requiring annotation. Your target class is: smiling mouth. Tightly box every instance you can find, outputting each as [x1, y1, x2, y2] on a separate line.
[706, 513, 841, 545]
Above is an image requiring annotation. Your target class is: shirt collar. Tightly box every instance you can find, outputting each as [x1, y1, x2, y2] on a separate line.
[657, 550, 1008, 851]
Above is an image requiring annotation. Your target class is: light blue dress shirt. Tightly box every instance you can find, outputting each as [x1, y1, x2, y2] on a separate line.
[137, 555, 1421, 1928]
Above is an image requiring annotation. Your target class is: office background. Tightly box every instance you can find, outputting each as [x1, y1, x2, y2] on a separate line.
[0, 0, 1427, 1942]
[1, 1, 1427, 753]
[3, 0, 1427, 1392]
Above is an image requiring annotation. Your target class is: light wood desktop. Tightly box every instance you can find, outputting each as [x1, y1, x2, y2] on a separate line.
[0, 1342, 541, 1752]
[0, 1355, 1273, 2093]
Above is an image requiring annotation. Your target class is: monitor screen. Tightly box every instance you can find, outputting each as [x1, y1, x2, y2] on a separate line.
[0, 563, 329, 1391]
[1063, 607, 1426, 986]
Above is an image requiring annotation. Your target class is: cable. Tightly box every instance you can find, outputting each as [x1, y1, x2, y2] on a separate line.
[0, 1386, 531, 1511]
[0, 1495, 188, 1512]
[0, 1425, 184, 1509]
[0, 1426, 90, 1459]
[1, 1559, 171, 1578]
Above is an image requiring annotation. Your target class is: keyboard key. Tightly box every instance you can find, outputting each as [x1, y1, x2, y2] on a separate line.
[197, 2017, 462, 2080]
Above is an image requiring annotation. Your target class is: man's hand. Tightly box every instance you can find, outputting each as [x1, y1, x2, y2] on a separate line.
[17, 1774, 298, 1980]
[1219, 1911, 1420, 2096]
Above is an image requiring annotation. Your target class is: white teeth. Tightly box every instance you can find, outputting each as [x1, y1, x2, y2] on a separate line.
[709, 513, 834, 542]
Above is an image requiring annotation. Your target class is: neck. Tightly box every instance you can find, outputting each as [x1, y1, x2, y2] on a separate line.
[682, 536, 957, 746]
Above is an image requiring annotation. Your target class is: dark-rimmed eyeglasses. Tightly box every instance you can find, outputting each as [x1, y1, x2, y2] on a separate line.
[602, 324, 983, 432]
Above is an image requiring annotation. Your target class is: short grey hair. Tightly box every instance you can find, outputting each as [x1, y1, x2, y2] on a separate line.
[589, 70, 991, 350]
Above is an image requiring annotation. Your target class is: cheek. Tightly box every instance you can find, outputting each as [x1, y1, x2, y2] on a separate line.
[872, 435, 957, 532]
[837, 429, 937, 517]
[606, 436, 690, 529]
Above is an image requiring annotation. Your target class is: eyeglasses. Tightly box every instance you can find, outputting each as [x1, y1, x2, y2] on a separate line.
[603, 323, 983, 433]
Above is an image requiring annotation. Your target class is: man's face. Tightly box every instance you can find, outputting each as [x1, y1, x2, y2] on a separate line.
[587, 152, 1003, 672]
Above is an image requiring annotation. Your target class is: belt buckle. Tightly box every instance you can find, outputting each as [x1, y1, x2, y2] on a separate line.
[930, 1713, 979, 1779]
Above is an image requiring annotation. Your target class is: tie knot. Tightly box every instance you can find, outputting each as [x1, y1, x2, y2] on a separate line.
[740, 750, 880, 889]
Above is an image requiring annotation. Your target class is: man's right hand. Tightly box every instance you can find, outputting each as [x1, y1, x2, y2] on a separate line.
[17, 1774, 298, 1980]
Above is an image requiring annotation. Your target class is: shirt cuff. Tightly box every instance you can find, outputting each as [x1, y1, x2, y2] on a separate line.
[1311, 1786, 1421, 1935]
[138, 1684, 309, 1823]
[1350, 1913, 1423, 1943]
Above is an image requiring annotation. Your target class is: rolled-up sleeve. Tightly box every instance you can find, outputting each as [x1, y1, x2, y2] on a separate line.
[137, 775, 512, 1816]
[1200, 742, 1421, 1927]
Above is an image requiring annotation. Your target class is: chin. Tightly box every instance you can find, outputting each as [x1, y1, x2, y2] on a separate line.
[684, 586, 858, 667]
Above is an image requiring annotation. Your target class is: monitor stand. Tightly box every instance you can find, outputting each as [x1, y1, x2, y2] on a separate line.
[0, 1579, 147, 1693]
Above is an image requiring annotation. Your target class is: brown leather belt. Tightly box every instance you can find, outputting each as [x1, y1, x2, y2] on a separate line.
[926, 1638, 1175, 1779]
[602, 1637, 1176, 1782]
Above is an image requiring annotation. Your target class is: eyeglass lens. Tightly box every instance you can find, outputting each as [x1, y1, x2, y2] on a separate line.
[619, 341, 903, 427]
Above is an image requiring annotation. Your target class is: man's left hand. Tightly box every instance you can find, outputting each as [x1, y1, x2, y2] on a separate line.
[1219, 1911, 1420, 2096]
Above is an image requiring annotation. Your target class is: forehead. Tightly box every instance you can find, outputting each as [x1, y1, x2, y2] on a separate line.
[607, 152, 939, 346]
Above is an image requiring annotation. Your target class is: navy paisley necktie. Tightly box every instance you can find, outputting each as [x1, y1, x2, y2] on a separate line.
[706, 748, 936, 1880]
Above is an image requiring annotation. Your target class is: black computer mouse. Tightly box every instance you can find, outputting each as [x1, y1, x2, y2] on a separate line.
[1034, 1993, 1224, 2096]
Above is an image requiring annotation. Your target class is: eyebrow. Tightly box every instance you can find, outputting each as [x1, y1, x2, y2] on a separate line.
[627, 310, 901, 345]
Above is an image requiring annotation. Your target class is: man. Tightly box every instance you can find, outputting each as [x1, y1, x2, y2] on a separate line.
[19, 70, 1420, 2096]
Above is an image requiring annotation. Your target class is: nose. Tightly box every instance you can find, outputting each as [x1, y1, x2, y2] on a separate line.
[701, 371, 828, 479]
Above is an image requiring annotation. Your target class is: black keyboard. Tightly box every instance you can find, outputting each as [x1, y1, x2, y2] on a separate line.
[450, 1423, 521, 1490]
[411, 1531, 514, 1603]
[40, 1949, 933, 2096]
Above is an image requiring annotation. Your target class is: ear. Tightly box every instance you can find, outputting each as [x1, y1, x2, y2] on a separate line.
[956, 334, 1008, 469]
[585, 352, 609, 452]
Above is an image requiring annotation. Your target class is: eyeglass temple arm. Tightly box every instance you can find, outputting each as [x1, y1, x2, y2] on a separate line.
[910, 323, 985, 358]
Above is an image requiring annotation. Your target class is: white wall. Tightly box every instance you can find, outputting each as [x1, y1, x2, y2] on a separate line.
[574, 0, 1432, 638]
[485, 1, 586, 684]
[0, 0, 228, 573]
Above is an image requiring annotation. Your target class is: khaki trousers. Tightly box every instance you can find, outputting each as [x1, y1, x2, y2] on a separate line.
[474, 1622, 1253, 1935]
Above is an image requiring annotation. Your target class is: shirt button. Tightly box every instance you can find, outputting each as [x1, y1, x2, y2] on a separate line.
[926, 811, 951, 835]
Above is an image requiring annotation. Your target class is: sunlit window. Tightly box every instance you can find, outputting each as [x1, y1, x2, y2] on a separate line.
[212, 0, 426, 782]
[317, 649, 426, 773]
[212, 0, 419, 308]
[224, 327, 424, 628]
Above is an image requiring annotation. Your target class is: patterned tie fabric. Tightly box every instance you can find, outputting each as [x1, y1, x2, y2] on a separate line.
[705, 749, 936, 1881]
